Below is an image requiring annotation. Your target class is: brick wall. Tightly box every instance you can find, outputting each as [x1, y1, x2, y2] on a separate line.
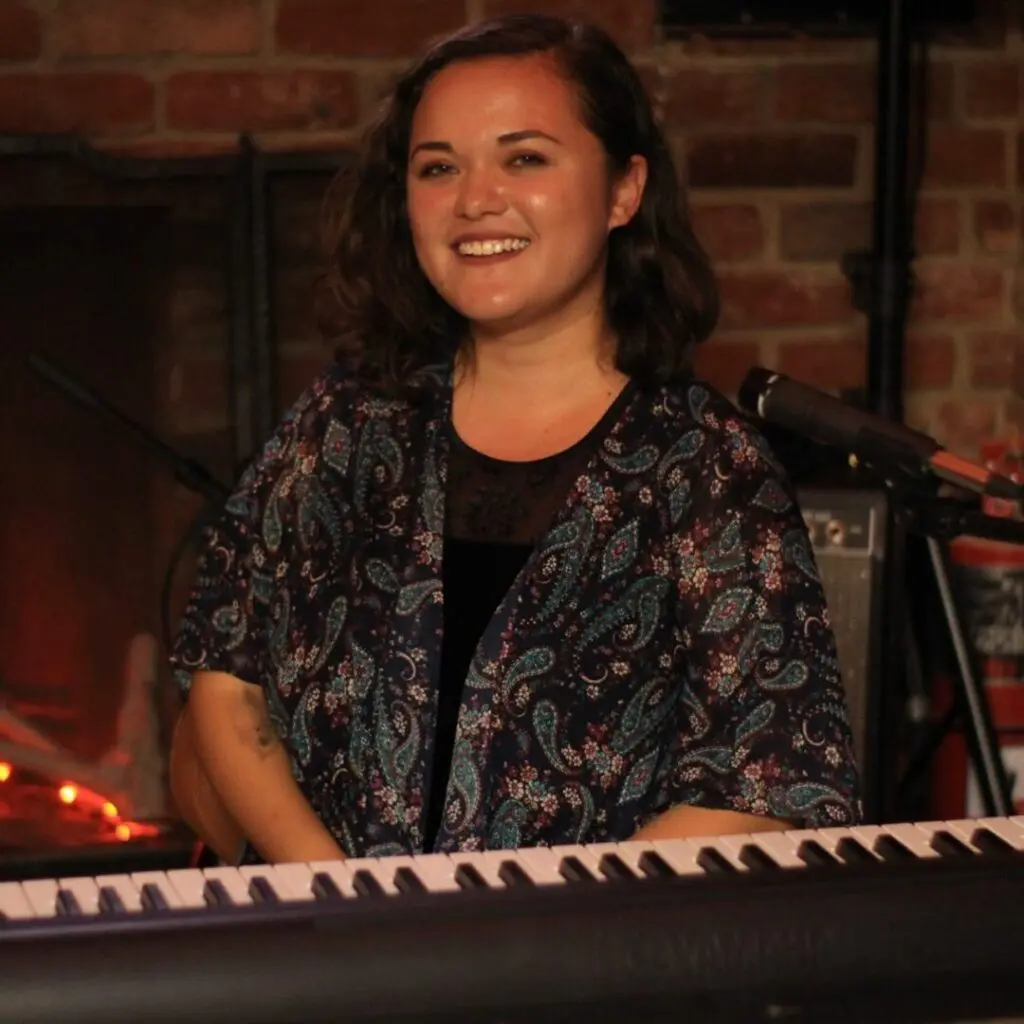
[1, 0, 1021, 457]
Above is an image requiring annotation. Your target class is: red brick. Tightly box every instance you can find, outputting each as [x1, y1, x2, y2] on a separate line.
[103, 137, 241, 159]
[690, 203, 764, 262]
[0, 1, 41, 60]
[963, 60, 1021, 119]
[923, 127, 1007, 187]
[916, 198, 962, 256]
[912, 264, 1006, 323]
[664, 68, 766, 127]
[974, 199, 1019, 255]
[967, 330, 1019, 389]
[276, 0, 466, 58]
[906, 332, 956, 391]
[480, 0, 655, 52]
[779, 199, 960, 263]
[776, 338, 865, 392]
[717, 271, 856, 330]
[54, 0, 260, 57]
[935, 400, 999, 457]
[0, 73, 154, 135]
[692, 339, 761, 395]
[775, 64, 875, 124]
[166, 71, 358, 132]
[686, 133, 858, 190]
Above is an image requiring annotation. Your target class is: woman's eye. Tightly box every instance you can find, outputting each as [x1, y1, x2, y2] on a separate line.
[416, 162, 454, 179]
[510, 152, 546, 168]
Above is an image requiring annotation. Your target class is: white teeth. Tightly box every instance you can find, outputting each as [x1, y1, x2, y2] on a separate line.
[456, 238, 530, 256]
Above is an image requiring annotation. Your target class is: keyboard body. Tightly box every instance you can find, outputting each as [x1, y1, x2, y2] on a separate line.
[2, 816, 1024, 1024]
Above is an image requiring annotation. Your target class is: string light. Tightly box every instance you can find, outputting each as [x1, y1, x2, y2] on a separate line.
[101, 801, 119, 819]
[0, 762, 11, 783]
[58, 784, 78, 805]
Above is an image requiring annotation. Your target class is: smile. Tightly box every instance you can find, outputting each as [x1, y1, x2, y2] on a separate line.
[455, 238, 531, 257]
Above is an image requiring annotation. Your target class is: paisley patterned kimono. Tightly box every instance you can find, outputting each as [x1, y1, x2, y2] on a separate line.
[171, 362, 861, 858]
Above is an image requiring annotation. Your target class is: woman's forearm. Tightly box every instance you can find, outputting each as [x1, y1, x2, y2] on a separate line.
[186, 671, 345, 864]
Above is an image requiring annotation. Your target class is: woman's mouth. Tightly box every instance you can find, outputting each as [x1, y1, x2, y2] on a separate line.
[453, 237, 532, 259]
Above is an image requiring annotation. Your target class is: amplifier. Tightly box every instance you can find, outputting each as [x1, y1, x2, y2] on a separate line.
[797, 487, 888, 805]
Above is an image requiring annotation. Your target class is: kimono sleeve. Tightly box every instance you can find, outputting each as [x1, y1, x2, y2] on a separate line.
[666, 417, 863, 829]
[168, 383, 324, 698]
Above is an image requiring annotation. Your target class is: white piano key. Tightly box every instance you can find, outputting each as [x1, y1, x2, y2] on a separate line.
[20, 879, 59, 918]
[164, 868, 210, 908]
[582, 840, 656, 877]
[549, 843, 609, 880]
[238, 863, 314, 902]
[445, 850, 512, 889]
[879, 823, 940, 858]
[202, 866, 253, 906]
[0, 882, 34, 920]
[717, 831, 806, 869]
[974, 817, 1024, 851]
[55, 876, 102, 915]
[408, 854, 461, 893]
[649, 838, 707, 876]
[512, 846, 568, 884]
[93, 873, 143, 913]
[306, 858, 357, 899]
[341, 856, 407, 895]
[130, 871, 184, 910]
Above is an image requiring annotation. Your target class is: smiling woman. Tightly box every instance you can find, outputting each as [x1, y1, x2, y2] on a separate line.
[168, 13, 861, 867]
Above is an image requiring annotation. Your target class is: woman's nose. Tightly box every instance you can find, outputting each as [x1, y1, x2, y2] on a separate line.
[454, 168, 507, 219]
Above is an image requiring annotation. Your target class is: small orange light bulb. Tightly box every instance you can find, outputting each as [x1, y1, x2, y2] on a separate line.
[101, 801, 119, 819]
[0, 762, 11, 783]
[115, 823, 132, 841]
[58, 784, 78, 805]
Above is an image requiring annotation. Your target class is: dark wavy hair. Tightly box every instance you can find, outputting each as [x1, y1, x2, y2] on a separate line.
[319, 13, 719, 391]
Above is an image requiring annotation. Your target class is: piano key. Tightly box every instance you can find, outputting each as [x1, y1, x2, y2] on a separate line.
[695, 846, 738, 874]
[796, 839, 841, 868]
[514, 847, 568, 885]
[580, 840, 656, 877]
[202, 867, 254, 906]
[130, 871, 183, 910]
[728, 832, 807, 869]
[54, 890, 83, 917]
[735, 843, 780, 872]
[393, 866, 426, 894]
[164, 869, 209, 909]
[202, 879, 235, 908]
[596, 852, 637, 880]
[20, 879, 59, 918]
[97, 887, 129, 915]
[247, 876, 280, 904]
[922, 829, 976, 859]
[351, 869, 387, 898]
[407, 854, 461, 894]
[307, 860, 356, 900]
[248, 863, 316, 902]
[873, 834, 918, 862]
[446, 851, 512, 889]
[649, 839, 710, 876]
[92, 875, 143, 913]
[453, 863, 489, 890]
[878, 824, 940, 860]
[55, 877, 101, 915]
[497, 860, 534, 887]
[636, 850, 676, 878]
[968, 826, 1021, 857]
[0, 882, 34, 921]
[833, 836, 879, 864]
[975, 817, 1024, 851]
[558, 855, 597, 883]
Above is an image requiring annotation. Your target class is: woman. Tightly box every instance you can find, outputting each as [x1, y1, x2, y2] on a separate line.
[169, 13, 861, 866]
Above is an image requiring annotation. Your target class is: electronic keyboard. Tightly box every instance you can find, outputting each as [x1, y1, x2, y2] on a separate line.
[2, 817, 1023, 1024]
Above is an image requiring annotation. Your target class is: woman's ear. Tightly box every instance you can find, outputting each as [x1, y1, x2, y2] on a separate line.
[608, 155, 648, 231]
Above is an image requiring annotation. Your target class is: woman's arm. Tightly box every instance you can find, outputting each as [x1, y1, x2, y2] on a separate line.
[174, 670, 345, 864]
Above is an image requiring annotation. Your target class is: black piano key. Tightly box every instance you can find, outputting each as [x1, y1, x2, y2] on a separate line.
[55, 890, 83, 916]
[352, 869, 387, 898]
[929, 830, 975, 859]
[797, 840, 840, 867]
[835, 836, 878, 864]
[637, 851, 675, 878]
[203, 879, 234, 908]
[696, 847, 737, 874]
[598, 853, 637, 880]
[737, 844, 780, 871]
[558, 856, 597, 882]
[873, 834, 916, 862]
[497, 860, 534, 887]
[248, 876, 280, 904]
[969, 827, 1021, 857]
[139, 883, 170, 912]
[97, 887, 128, 915]
[393, 867, 426, 894]
[454, 864, 489, 890]
[311, 872, 345, 901]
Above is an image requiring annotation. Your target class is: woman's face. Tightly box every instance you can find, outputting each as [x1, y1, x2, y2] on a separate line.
[405, 54, 645, 340]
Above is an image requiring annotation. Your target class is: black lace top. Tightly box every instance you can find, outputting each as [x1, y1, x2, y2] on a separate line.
[424, 382, 637, 848]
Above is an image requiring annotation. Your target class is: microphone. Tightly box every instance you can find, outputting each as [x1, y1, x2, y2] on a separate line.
[737, 367, 1022, 501]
